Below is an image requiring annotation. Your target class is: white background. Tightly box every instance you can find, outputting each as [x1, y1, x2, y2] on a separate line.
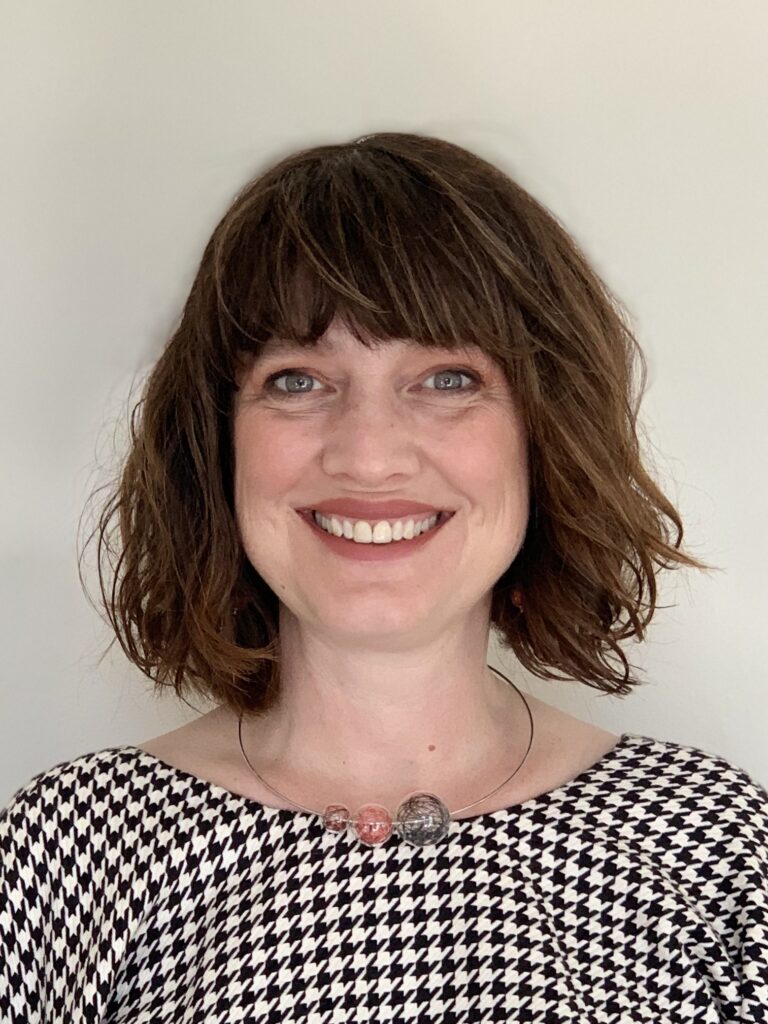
[2, 1, 766, 803]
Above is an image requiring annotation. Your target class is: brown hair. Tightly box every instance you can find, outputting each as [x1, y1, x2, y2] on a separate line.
[79, 132, 716, 719]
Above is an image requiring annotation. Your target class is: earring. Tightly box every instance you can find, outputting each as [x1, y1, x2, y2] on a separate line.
[511, 586, 524, 612]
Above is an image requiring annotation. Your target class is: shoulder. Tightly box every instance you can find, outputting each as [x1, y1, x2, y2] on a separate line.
[0, 744, 195, 873]
[0, 746, 203, 1013]
[569, 734, 768, 1015]
[0, 747, 147, 962]
[597, 732, 767, 888]
[620, 733, 767, 834]
[1, 746, 138, 828]
[610, 733, 767, 828]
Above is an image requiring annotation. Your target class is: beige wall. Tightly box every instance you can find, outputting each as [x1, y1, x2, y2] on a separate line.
[2, 0, 766, 801]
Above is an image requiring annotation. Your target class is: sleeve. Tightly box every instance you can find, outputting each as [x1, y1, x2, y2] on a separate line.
[0, 778, 52, 1023]
[1, 751, 165, 1023]
[719, 766, 768, 1023]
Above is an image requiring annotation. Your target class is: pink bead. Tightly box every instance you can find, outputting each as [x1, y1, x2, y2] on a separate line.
[354, 803, 394, 846]
[322, 804, 349, 833]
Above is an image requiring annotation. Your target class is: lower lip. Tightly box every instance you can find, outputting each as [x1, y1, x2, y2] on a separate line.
[296, 510, 454, 561]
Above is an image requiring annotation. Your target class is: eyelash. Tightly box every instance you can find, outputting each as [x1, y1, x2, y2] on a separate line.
[262, 366, 482, 399]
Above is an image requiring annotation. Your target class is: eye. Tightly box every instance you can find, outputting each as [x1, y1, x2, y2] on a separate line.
[262, 366, 482, 399]
[421, 368, 481, 394]
[263, 369, 320, 396]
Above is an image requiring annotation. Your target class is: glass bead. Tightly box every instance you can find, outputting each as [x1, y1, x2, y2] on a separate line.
[354, 803, 394, 846]
[396, 792, 451, 847]
[322, 804, 349, 833]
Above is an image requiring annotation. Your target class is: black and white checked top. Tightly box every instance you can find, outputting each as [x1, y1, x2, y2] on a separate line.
[1, 731, 767, 1023]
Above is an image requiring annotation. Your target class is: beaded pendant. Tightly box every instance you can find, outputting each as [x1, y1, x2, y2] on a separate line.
[322, 791, 452, 847]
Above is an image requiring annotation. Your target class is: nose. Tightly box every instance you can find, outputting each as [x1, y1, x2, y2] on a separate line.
[320, 391, 421, 481]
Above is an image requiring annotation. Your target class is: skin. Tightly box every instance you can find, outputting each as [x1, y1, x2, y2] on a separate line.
[228, 318, 538, 810]
[140, 317, 621, 812]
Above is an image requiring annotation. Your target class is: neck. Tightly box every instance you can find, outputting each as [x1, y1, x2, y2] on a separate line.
[239, 612, 532, 810]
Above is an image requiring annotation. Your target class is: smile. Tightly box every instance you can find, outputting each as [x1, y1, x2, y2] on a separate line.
[295, 509, 455, 561]
[310, 509, 451, 545]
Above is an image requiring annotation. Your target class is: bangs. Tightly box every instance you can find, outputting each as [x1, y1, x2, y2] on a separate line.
[93, 132, 709, 718]
[213, 147, 530, 365]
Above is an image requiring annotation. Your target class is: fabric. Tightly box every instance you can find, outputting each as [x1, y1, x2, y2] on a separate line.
[1, 731, 767, 1024]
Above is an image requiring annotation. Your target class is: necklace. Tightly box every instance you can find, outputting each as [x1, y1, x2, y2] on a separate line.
[237, 663, 535, 848]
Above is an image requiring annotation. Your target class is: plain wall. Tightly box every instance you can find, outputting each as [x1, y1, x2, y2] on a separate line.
[2, 0, 767, 804]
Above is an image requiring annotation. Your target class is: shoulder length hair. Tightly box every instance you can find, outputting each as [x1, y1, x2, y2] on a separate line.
[80, 132, 715, 719]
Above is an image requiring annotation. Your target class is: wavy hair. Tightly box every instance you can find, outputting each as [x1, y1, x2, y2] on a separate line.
[79, 132, 715, 718]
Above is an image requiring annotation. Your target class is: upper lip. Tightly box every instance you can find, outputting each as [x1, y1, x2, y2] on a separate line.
[297, 499, 452, 519]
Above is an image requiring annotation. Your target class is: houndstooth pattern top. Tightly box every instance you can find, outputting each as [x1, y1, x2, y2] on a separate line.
[1, 732, 767, 1023]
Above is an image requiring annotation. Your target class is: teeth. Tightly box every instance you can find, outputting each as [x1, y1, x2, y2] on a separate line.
[312, 511, 442, 544]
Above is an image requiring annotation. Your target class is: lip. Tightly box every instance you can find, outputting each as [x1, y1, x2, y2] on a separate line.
[296, 507, 453, 561]
[296, 499, 452, 519]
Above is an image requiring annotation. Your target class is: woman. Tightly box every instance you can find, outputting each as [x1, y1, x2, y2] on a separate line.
[2, 132, 766, 1022]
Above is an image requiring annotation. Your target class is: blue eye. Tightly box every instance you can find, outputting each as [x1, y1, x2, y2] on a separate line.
[422, 369, 480, 393]
[263, 367, 481, 398]
[264, 370, 318, 396]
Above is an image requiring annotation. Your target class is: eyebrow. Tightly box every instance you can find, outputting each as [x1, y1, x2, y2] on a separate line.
[254, 339, 331, 361]
[251, 338, 489, 371]
[256, 338, 478, 358]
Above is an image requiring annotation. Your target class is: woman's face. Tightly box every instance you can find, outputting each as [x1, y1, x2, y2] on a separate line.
[232, 320, 530, 642]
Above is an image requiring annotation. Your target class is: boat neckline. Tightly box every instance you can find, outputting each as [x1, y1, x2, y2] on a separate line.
[113, 731, 648, 827]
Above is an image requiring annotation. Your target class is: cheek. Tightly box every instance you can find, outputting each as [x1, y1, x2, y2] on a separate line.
[451, 420, 527, 493]
[233, 420, 276, 522]
[464, 426, 529, 543]
[233, 417, 315, 513]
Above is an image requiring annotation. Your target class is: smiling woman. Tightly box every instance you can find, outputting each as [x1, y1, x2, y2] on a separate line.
[2, 132, 767, 1022]
[232, 323, 530, 582]
[84, 132, 710, 720]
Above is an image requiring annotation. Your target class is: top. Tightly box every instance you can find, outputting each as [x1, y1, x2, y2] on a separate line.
[1, 731, 767, 1024]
